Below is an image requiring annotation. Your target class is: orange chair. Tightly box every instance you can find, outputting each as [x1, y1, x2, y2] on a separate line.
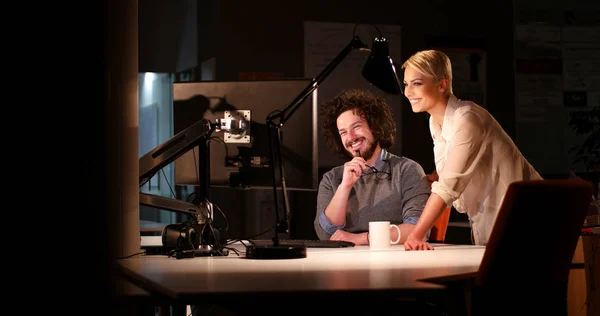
[426, 176, 451, 243]
[429, 206, 451, 243]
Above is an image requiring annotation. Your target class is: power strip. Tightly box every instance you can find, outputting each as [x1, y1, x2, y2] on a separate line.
[141, 235, 162, 247]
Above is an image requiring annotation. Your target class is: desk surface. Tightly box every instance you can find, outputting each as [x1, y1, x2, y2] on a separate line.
[117, 243, 485, 302]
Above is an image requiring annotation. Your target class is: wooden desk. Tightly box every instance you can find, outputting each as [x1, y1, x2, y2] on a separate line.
[569, 233, 600, 316]
[117, 243, 485, 315]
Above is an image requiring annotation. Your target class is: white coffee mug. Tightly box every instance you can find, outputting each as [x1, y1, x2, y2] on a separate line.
[368, 221, 401, 250]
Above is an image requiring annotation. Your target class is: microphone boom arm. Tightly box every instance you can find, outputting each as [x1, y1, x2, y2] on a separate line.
[139, 118, 218, 187]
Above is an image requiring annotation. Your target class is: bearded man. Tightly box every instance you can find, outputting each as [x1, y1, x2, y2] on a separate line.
[314, 89, 431, 245]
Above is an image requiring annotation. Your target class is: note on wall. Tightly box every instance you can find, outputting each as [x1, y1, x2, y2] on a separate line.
[437, 48, 487, 108]
[514, 1, 600, 174]
[304, 21, 403, 168]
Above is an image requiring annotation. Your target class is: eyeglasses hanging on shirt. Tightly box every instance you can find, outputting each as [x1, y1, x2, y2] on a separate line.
[363, 160, 391, 180]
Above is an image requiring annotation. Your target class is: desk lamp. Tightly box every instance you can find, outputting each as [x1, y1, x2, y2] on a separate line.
[245, 24, 402, 260]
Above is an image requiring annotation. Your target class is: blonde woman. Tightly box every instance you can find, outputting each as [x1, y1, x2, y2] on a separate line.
[401, 50, 542, 250]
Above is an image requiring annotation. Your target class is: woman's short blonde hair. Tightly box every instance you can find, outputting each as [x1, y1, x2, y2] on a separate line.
[401, 50, 453, 94]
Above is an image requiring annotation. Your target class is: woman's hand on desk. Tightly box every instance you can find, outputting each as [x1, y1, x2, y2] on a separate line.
[404, 234, 434, 251]
[330, 230, 368, 246]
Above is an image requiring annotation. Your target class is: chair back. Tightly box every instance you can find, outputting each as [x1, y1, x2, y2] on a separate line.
[473, 179, 593, 314]
[426, 177, 451, 243]
[429, 206, 451, 243]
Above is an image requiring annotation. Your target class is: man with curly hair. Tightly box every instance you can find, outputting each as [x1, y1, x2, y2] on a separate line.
[314, 89, 431, 245]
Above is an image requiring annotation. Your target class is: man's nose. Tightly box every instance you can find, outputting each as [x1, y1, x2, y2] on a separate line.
[347, 130, 357, 138]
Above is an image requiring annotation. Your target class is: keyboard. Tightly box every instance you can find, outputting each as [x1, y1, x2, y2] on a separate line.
[249, 239, 355, 248]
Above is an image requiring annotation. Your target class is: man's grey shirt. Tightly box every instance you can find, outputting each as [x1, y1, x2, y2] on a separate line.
[314, 149, 431, 240]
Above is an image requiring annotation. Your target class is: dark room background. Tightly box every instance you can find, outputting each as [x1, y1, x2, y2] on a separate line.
[137, 0, 599, 238]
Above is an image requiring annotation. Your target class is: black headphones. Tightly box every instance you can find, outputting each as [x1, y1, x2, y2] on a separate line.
[162, 221, 222, 252]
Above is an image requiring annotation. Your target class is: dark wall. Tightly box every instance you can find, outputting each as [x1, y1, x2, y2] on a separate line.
[139, 0, 198, 73]
[210, 0, 515, 172]
[134, 1, 517, 240]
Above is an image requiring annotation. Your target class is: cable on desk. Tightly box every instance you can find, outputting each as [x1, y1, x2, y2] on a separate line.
[225, 224, 277, 247]
[117, 250, 146, 259]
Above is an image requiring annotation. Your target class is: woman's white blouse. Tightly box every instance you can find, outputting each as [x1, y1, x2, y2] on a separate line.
[430, 95, 542, 245]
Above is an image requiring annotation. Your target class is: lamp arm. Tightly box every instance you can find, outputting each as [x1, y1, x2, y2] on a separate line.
[264, 35, 367, 243]
[266, 36, 367, 126]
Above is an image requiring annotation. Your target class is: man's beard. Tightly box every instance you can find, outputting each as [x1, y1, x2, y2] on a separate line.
[345, 137, 378, 161]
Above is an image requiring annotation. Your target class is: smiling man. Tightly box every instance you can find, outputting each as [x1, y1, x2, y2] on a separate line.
[314, 89, 431, 245]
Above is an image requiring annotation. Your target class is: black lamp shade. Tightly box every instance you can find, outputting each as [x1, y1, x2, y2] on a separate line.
[362, 37, 402, 95]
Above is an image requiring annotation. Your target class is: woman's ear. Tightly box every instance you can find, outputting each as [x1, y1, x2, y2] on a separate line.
[438, 78, 448, 93]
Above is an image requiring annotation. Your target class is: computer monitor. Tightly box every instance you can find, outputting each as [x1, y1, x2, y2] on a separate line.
[173, 79, 318, 191]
